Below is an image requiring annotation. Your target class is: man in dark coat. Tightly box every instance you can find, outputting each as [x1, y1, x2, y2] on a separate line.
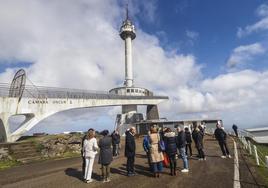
[176, 127, 189, 172]
[111, 130, 121, 157]
[125, 127, 136, 176]
[214, 124, 231, 158]
[192, 126, 206, 160]
[232, 124, 238, 137]
[98, 130, 113, 182]
[81, 131, 88, 178]
[185, 127, 192, 157]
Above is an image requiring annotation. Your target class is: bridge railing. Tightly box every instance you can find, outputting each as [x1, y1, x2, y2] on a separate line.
[0, 83, 169, 100]
[238, 130, 268, 168]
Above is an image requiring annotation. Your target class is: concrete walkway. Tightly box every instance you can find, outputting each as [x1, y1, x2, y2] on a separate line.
[0, 136, 264, 188]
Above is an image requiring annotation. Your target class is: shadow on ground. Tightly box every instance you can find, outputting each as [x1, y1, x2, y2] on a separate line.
[65, 168, 102, 181]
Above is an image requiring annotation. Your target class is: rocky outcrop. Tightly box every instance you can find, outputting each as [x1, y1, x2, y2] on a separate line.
[0, 147, 12, 160]
[0, 134, 84, 164]
[39, 134, 83, 158]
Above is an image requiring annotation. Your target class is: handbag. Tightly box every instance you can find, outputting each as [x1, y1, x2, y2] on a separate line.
[163, 152, 170, 167]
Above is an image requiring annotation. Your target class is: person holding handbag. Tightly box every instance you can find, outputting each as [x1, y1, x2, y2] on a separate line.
[163, 128, 178, 176]
[83, 128, 99, 183]
[149, 125, 164, 178]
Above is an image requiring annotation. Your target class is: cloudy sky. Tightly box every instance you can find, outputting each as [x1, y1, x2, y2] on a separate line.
[1, 0, 268, 134]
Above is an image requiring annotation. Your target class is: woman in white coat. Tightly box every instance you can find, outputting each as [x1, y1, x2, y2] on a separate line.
[83, 128, 98, 183]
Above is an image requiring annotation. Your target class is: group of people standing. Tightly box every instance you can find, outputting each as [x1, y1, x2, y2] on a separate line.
[141, 124, 207, 178]
[81, 129, 120, 183]
[81, 122, 233, 183]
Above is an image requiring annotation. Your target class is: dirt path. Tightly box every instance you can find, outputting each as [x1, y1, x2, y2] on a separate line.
[0, 136, 247, 188]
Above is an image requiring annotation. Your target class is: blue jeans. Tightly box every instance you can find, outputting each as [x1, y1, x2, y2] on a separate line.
[152, 161, 163, 173]
[179, 147, 189, 169]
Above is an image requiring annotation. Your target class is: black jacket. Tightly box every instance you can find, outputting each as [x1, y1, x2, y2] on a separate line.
[192, 130, 203, 149]
[185, 131, 192, 144]
[176, 131, 186, 148]
[124, 131, 136, 157]
[98, 136, 113, 165]
[214, 128, 227, 142]
[112, 132, 120, 145]
[164, 132, 177, 156]
[232, 125, 238, 130]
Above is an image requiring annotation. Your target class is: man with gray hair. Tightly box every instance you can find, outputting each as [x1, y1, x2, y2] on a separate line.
[214, 123, 231, 158]
[125, 126, 136, 176]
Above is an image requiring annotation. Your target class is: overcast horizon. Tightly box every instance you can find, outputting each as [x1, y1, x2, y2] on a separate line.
[1, 0, 268, 135]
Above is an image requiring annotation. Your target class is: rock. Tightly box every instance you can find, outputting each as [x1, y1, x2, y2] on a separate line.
[0, 147, 12, 161]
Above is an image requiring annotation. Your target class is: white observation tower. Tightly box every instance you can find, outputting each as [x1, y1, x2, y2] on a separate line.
[109, 5, 163, 134]
[120, 6, 136, 87]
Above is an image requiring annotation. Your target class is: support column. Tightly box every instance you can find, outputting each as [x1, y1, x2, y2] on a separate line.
[0, 113, 11, 143]
[146, 105, 159, 120]
[9, 113, 37, 142]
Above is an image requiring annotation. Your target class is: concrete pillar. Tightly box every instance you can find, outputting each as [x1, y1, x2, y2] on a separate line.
[0, 118, 7, 142]
[0, 113, 11, 143]
[146, 105, 159, 120]
[253, 145, 260, 166]
[125, 36, 133, 87]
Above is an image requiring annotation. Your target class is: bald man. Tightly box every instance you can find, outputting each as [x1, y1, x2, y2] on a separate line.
[125, 127, 136, 176]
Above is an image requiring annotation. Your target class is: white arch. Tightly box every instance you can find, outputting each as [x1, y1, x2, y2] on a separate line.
[0, 96, 167, 142]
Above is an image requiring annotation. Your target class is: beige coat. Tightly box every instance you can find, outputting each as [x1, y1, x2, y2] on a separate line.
[149, 133, 164, 163]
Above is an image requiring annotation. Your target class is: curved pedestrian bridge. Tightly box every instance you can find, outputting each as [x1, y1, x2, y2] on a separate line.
[0, 83, 168, 142]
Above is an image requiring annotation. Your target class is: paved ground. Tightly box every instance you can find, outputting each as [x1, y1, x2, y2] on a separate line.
[0, 135, 266, 188]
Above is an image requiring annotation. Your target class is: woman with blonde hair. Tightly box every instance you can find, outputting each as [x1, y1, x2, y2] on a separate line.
[83, 128, 98, 183]
[149, 125, 164, 178]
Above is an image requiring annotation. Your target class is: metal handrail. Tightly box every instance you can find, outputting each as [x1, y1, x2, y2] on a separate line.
[0, 83, 169, 100]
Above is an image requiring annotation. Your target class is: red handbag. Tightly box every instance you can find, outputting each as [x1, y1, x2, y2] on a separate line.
[163, 153, 170, 167]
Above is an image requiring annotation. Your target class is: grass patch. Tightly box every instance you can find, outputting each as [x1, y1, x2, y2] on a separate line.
[62, 151, 81, 158]
[0, 160, 21, 170]
[255, 144, 268, 186]
[257, 166, 268, 186]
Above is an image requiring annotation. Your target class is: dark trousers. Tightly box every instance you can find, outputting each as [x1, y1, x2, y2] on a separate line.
[82, 156, 86, 177]
[101, 164, 110, 179]
[112, 144, 119, 156]
[197, 148, 205, 158]
[168, 155, 177, 173]
[152, 161, 163, 173]
[127, 156, 135, 174]
[186, 143, 192, 156]
[234, 130, 238, 137]
[219, 141, 230, 156]
[146, 151, 153, 172]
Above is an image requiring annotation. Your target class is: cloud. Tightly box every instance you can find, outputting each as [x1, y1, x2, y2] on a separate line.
[237, 4, 268, 38]
[226, 43, 265, 68]
[129, 0, 158, 23]
[256, 4, 268, 17]
[186, 30, 199, 40]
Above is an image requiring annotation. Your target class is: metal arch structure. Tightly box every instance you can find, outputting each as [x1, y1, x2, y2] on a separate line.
[9, 69, 26, 102]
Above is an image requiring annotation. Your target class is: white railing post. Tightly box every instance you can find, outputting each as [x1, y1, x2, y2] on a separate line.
[265, 156, 268, 168]
[253, 145, 260, 166]
[248, 140, 252, 155]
